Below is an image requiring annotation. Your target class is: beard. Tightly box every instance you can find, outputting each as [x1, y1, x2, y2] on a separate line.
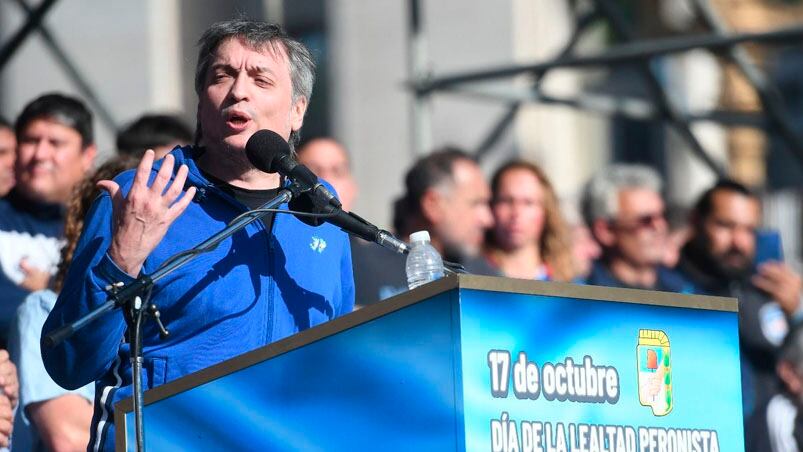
[688, 236, 752, 281]
[717, 248, 753, 274]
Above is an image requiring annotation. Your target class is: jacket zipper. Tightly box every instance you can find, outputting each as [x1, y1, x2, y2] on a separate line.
[196, 181, 276, 344]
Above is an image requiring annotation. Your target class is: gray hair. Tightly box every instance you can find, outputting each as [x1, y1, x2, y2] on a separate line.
[194, 19, 315, 149]
[581, 164, 663, 225]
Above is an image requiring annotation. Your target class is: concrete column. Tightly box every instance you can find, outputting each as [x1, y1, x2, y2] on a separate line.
[146, 0, 183, 112]
[0, 1, 154, 155]
[511, 0, 610, 205]
[663, 50, 727, 207]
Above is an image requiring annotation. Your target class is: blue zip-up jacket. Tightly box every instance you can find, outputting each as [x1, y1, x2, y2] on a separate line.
[41, 146, 354, 451]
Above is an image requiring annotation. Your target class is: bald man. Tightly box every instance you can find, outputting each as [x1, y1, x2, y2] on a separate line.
[297, 138, 357, 212]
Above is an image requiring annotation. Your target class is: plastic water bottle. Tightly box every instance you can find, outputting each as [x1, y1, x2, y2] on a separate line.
[405, 230, 445, 290]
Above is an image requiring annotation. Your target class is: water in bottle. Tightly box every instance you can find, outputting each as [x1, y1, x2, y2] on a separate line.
[405, 230, 445, 289]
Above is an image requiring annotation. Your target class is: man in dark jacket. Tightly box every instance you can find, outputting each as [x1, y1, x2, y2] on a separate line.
[678, 180, 802, 420]
[581, 164, 691, 293]
[747, 323, 803, 452]
[351, 147, 498, 306]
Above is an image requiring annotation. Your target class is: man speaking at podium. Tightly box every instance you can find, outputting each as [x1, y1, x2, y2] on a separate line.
[42, 19, 354, 451]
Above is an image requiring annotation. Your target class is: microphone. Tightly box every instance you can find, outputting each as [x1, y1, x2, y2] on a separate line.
[246, 130, 407, 255]
[245, 130, 341, 208]
[290, 192, 409, 255]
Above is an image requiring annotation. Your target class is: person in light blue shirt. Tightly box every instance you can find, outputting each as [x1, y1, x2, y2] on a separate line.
[8, 290, 94, 452]
[8, 156, 137, 452]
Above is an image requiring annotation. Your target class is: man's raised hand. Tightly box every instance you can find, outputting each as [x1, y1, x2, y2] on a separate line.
[99, 150, 197, 277]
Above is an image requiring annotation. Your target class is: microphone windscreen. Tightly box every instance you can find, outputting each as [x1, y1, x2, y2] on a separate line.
[245, 129, 290, 173]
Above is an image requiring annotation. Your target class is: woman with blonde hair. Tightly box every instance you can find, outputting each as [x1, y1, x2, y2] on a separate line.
[484, 160, 575, 282]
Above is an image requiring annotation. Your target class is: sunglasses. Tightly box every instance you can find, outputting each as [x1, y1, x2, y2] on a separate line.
[610, 211, 666, 232]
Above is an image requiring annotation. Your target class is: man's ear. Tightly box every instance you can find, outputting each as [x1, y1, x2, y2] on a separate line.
[420, 189, 444, 225]
[81, 144, 97, 172]
[290, 96, 308, 132]
[592, 218, 615, 248]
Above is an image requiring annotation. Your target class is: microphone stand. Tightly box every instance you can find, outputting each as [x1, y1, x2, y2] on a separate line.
[43, 185, 299, 452]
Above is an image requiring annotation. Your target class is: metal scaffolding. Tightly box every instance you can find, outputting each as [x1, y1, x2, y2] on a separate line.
[3, 0, 802, 176]
[0, 0, 119, 133]
[407, 0, 803, 176]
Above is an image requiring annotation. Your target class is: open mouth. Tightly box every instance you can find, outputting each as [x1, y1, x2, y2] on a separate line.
[226, 111, 251, 129]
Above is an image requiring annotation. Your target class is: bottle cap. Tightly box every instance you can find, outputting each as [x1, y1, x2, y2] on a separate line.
[409, 230, 431, 243]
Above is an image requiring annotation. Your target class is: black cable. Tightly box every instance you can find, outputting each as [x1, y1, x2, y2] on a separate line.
[155, 208, 339, 272]
[443, 261, 467, 275]
[227, 207, 337, 225]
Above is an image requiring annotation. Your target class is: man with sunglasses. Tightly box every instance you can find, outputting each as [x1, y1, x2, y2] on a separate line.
[580, 164, 691, 293]
[678, 180, 802, 422]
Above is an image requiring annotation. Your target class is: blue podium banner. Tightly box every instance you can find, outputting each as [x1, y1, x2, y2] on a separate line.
[121, 291, 463, 450]
[459, 289, 742, 452]
[117, 276, 741, 451]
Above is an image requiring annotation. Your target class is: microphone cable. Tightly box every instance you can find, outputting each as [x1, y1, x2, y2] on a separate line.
[155, 208, 339, 271]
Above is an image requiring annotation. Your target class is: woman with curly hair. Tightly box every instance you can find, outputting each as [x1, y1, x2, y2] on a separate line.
[53, 156, 138, 291]
[484, 160, 575, 282]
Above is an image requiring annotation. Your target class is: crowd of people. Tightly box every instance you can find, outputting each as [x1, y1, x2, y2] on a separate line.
[0, 17, 799, 451]
[0, 95, 191, 450]
[297, 136, 802, 451]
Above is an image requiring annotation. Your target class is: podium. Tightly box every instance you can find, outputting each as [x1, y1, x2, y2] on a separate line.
[115, 275, 743, 451]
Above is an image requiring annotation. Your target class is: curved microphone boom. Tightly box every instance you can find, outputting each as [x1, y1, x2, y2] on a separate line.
[290, 191, 409, 255]
[246, 129, 408, 255]
[246, 130, 341, 208]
